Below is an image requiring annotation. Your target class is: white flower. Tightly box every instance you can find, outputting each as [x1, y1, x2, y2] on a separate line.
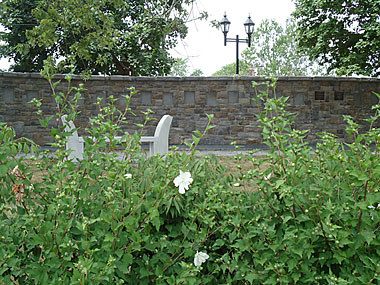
[124, 173, 132, 179]
[173, 170, 193, 194]
[233, 183, 240, 187]
[194, 251, 209, 267]
[368, 204, 379, 221]
[368, 204, 380, 210]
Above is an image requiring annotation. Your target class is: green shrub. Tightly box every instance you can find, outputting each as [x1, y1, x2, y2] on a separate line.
[232, 79, 380, 283]
[0, 65, 231, 284]
[1, 70, 379, 284]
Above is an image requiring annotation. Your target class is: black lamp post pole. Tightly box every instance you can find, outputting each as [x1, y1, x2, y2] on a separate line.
[236, 35, 239, 75]
[225, 35, 250, 75]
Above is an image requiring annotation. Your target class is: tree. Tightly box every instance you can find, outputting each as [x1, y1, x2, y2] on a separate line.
[168, 58, 203, 76]
[293, 0, 380, 77]
[212, 19, 329, 77]
[243, 19, 329, 76]
[169, 58, 189, 76]
[0, 0, 206, 76]
[0, 0, 49, 72]
[190, 68, 203, 76]
[212, 61, 249, 76]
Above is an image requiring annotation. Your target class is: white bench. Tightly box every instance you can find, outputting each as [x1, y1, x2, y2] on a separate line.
[61, 114, 173, 160]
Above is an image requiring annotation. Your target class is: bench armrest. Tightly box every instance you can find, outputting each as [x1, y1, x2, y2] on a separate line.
[140, 136, 157, 143]
[80, 136, 124, 143]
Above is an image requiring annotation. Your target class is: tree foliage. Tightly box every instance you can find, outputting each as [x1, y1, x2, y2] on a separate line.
[212, 19, 329, 77]
[190, 68, 203, 77]
[0, 0, 47, 72]
[0, 0, 204, 76]
[169, 58, 189, 77]
[243, 19, 329, 76]
[293, 0, 380, 77]
[212, 61, 250, 76]
[168, 57, 204, 76]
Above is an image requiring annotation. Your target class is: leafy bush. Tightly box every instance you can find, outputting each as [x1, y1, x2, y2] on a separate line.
[230, 79, 380, 283]
[0, 65, 230, 284]
[1, 71, 379, 284]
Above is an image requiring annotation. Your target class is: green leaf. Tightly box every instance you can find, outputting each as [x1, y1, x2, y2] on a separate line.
[184, 142, 192, 148]
[0, 164, 7, 177]
[350, 169, 368, 182]
[104, 233, 114, 243]
[31, 234, 46, 246]
[245, 273, 258, 284]
[288, 258, 298, 271]
[292, 272, 301, 283]
[213, 239, 225, 248]
[52, 80, 62, 89]
[23, 143, 29, 154]
[362, 231, 375, 245]
[275, 179, 285, 189]
[292, 247, 303, 258]
[283, 215, 292, 224]
[334, 252, 345, 264]
[184, 248, 193, 258]
[116, 254, 133, 273]
[151, 216, 161, 231]
[39, 118, 48, 128]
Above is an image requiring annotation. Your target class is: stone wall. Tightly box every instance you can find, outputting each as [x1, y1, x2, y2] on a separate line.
[1, 72, 380, 147]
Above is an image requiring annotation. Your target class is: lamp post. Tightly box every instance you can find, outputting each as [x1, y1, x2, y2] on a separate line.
[221, 13, 254, 75]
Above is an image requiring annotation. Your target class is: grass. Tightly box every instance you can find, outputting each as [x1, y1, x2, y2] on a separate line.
[217, 155, 269, 173]
[18, 154, 270, 193]
[215, 155, 271, 192]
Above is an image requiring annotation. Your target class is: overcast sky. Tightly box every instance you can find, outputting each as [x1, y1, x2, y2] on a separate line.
[171, 0, 295, 75]
[0, 0, 295, 75]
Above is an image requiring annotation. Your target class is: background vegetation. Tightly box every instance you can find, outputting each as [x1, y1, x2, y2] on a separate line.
[293, 0, 380, 77]
[0, 0, 206, 76]
[2, 1, 379, 77]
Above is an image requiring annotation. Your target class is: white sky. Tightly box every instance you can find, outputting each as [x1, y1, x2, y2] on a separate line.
[171, 0, 295, 75]
[0, 0, 295, 75]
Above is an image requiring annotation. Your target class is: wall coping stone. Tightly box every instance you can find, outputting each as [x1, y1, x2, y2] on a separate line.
[1, 72, 379, 83]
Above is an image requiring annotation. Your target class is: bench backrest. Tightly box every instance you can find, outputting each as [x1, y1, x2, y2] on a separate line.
[61, 115, 79, 139]
[61, 115, 83, 160]
[153, 115, 173, 154]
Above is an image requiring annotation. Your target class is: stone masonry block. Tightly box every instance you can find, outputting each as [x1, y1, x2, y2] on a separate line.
[206, 93, 216, 106]
[163, 93, 173, 106]
[25, 90, 38, 104]
[184, 91, 195, 105]
[141, 92, 152, 105]
[2, 87, 14, 103]
[228, 91, 238, 103]
[294, 93, 304, 106]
